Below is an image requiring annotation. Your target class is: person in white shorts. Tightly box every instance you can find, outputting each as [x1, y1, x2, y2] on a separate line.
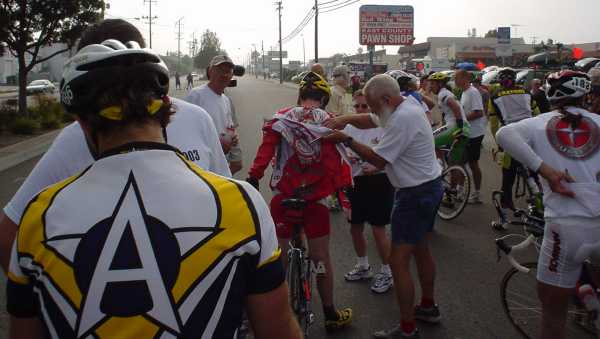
[496, 70, 600, 339]
[185, 55, 243, 174]
[0, 19, 230, 272]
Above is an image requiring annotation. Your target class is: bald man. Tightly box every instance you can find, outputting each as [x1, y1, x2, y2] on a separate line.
[311, 63, 326, 78]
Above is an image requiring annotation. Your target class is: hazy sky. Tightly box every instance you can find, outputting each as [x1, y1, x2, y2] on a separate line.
[106, 0, 600, 64]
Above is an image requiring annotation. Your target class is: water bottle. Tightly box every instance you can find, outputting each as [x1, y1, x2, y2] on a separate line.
[577, 284, 600, 330]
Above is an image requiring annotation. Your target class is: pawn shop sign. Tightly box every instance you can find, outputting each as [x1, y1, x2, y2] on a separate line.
[359, 5, 414, 46]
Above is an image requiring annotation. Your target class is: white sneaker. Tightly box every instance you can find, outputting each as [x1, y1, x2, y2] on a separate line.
[344, 265, 373, 281]
[371, 271, 393, 293]
[468, 191, 483, 204]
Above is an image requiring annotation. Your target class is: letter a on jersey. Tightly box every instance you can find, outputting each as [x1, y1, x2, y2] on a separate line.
[76, 173, 181, 337]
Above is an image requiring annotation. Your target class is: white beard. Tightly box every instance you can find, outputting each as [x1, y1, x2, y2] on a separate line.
[377, 105, 394, 127]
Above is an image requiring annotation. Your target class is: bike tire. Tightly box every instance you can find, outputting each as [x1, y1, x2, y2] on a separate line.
[288, 251, 310, 335]
[287, 250, 301, 313]
[437, 165, 470, 220]
[500, 262, 595, 338]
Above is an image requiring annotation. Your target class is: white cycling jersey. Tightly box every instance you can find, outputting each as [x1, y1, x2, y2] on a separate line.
[496, 107, 600, 219]
[438, 87, 468, 126]
[3, 97, 231, 225]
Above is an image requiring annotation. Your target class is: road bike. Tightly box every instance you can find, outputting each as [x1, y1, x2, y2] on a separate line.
[495, 209, 599, 338]
[491, 159, 544, 230]
[435, 134, 471, 220]
[281, 197, 315, 336]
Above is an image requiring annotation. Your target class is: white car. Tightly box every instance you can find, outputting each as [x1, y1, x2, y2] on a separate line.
[26, 79, 56, 95]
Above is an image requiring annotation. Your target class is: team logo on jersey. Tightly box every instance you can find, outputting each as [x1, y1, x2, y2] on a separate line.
[72, 173, 183, 337]
[546, 115, 600, 159]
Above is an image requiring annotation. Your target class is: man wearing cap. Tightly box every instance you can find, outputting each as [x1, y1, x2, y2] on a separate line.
[185, 55, 243, 174]
[327, 65, 353, 116]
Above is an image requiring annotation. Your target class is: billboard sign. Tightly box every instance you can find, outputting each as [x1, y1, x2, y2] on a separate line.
[497, 27, 511, 44]
[496, 27, 512, 57]
[359, 5, 414, 46]
[268, 50, 288, 58]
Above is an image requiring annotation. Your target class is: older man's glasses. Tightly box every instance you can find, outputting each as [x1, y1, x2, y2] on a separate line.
[353, 104, 369, 109]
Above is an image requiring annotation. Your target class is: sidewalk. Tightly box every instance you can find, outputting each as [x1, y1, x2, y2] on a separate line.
[0, 129, 59, 172]
[0, 86, 18, 94]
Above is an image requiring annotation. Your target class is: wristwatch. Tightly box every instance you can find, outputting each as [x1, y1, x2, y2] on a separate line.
[343, 136, 353, 147]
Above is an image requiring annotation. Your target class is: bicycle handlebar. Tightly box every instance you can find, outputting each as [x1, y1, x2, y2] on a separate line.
[495, 234, 536, 273]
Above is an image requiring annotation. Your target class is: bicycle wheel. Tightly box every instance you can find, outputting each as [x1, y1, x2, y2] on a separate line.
[500, 262, 595, 338]
[437, 165, 470, 220]
[287, 250, 302, 313]
[287, 250, 310, 333]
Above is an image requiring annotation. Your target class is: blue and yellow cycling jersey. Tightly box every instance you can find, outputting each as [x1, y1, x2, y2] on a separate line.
[7, 142, 283, 339]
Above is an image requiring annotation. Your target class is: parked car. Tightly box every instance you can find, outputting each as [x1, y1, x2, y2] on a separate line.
[26, 79, 56, 95]
[574, 58, 600, 73]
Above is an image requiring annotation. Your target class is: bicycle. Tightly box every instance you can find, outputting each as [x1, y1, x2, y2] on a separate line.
[491, 159, 544, 230]
[281, 197, 315, 336]
[495, 209, 599, 338]
[435, 133, 471, 220]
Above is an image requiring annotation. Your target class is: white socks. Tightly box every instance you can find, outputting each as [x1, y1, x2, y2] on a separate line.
[357, 256, 369, 268]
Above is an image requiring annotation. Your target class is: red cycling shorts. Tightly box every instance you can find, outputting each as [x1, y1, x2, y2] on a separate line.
[270, 194, 330, 239]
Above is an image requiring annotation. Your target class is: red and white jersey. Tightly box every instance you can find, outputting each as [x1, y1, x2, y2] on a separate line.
[496, 107, 600, 218]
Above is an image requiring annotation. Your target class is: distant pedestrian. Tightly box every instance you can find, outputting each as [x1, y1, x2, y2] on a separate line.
[175, 71, 181, 90]
[351, 72, 361, 93]
[327, 65, 352, 116]
[186, 72, 193, 90]
[530, 78, 551, 113]
[587, 68, 600, 114]
[311, 63, 326, 78]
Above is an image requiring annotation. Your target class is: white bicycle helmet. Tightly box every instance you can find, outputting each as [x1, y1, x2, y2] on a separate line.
[545, 70, 591, 102]
[386, 70, 418, 91]
[60, 39, 169, 115]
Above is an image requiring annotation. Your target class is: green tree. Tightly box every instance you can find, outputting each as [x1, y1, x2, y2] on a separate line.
[193, 29, 226, 70]
[0, 0, 105, 115]
[484, 29, 498, 38]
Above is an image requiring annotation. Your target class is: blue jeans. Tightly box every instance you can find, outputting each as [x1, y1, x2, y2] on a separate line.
[390, 177, 443, 245]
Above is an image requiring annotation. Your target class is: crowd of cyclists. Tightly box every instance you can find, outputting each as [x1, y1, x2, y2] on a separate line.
[1, 17, 600, 339]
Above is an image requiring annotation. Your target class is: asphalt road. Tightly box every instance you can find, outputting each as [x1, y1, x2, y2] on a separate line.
[0, 76, 541, 339]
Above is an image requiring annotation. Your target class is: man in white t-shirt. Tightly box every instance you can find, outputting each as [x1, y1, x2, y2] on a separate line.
[455, 70, 487, 204]
[185, 55, 243, 174]
[497, 70, 600, 339]
[0, 21, 231, 272]
[324, 75, 443, 339]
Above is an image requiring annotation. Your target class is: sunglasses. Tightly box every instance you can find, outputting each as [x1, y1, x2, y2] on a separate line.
[353, 104, 369, 109]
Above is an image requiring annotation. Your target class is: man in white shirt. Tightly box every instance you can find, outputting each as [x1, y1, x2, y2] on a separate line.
[455, 70, 486, 204]
[497, 70, 600, 339]
[324, 74, 443, 339]
[185, 55, 243, 174]
[0, 19, 231, 272]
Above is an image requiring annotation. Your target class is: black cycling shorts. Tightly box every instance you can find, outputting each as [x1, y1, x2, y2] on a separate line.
[466, 135, 484, 162]
[346, 173, 394, 226]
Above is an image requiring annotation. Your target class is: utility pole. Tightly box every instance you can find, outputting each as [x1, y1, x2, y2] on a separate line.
[262, 40, 266, 79]
[142, 0, 158, 48]
[276, 1, 283, 84]
[314, 0, 318, 62]
[175, 17, 184, 73]
[302, 33, 306, 69]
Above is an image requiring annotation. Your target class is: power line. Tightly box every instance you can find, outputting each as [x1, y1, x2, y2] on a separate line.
[281, 8, 315, 43]
[320, 0, 360, 13]
[318, 0, 354, 10]
[318, 0, 342, 6]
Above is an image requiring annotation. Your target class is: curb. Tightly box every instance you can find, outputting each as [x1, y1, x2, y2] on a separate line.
[0, 129, 60, 172]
